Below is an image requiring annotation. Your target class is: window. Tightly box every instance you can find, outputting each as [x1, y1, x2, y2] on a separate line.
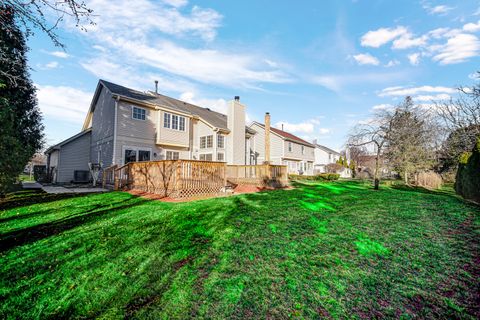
[217, 134, 225, 148]
[163, 112, 186, 131]
[138, 150, 150, 162]
[124, 149, 136, 164]
[207, 135, 213, 148]
[288, 142, 292, 152]
[217, 152, 224, 161]
[200, 153, 213, 161]
[172, 114, 179, 130]
[132, 106, 146, 120]
[166, 151, 179, 160]
[124, 148, 151, 164]
[179, 117, 185, 131]
[164, 113, 170, 128]
[302, 145, 305, 155]
[200, 135, 213, 149]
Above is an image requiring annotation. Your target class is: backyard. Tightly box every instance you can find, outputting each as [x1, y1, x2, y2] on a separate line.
[0, 180, 479, 319]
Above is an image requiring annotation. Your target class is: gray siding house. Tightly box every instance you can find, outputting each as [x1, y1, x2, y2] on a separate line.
[45, 80, 254, 183]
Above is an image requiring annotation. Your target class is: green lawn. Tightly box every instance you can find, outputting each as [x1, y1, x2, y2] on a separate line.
[1, 181, 478, 319]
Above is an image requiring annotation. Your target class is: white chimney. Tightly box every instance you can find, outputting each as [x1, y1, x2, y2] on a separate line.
[227, 96, 246, 164]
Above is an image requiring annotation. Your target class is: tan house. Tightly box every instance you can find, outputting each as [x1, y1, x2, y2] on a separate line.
[249, 120, 315, 175]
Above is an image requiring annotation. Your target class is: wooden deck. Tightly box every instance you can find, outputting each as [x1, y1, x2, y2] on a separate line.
[103, 160, 287, 199]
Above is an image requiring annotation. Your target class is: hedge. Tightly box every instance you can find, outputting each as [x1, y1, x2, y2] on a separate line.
[455, 136, 480, 203]
[289, 173, 340, 181]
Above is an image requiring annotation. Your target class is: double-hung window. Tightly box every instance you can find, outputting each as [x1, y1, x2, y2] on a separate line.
[200, 135, 213, 149]
[164, 113, 171, 128]
[132, 106, 146, 120]
[124, 148, 151, 164]
[163, 112, 186, 131]
[166, 151, 179, 160]
[288, 142, 292, 152]
[200, 154, 213, 161]
[217, 134, 225, 148]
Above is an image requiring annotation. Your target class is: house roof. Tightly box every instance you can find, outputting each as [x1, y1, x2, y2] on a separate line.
[99, 80, 230, 131]
[251, 122, 314, 147]
[45, 128, 92, 154]
[314, 144, 340, 155]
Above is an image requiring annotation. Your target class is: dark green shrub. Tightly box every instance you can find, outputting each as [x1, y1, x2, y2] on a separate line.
[288, 173, 340, 181]
[455, 137, 480, 203]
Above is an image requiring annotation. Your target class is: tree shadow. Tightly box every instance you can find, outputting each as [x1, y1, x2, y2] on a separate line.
[390, 184, 459, 197]
[0, 190, 89, 211]
[0, 196, 150, 252]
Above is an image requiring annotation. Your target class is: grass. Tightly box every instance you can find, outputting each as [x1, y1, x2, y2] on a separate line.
[0, 180, 479, 319]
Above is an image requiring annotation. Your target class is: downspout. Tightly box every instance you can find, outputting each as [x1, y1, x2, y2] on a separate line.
[112, 96, 119, 165]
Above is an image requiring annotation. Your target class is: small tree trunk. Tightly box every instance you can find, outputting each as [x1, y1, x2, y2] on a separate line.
[404, 170, 408, 184]
[374, 150, 381, 190]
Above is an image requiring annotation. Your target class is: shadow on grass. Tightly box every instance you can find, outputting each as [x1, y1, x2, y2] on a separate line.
[0, 190, 89, 211]
[391, 184, 458, 197]
[0, 196, 149, 253]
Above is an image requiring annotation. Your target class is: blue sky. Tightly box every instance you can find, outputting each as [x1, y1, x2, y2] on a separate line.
[28, 0, 480, 150]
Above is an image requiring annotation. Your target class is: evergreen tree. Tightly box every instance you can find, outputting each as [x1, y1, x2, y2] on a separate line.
[0, 6, 44, 196]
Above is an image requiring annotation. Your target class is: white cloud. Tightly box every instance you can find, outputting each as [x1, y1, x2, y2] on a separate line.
[161, 0, 188, 7]
[413, 94, 451, 101]
[385, 60, 400, 67]
[432, 33, 480, 64]
[274, 121, 315, 134]
[179, 91, 227, 114]
[312, 71, 409, 92]
[360, 26, 407, 48]
[463, 20, 480, 33]
[352, 53, 380, 65]
[378, 85, 456, 97]
[319, 128, 331, 134]
[425, 5, 454, 15]
[468, 72, 480, 80]
[46, 51, 70, 58]
[392, 34, 428, 49]
[371, 103, 393, 111]
[82, 0, 223, 42]
[71, 0, 290, 88]
[36, 85, 92, 124]
[407, 53, 421, 65]
[45, 61, 59, 69]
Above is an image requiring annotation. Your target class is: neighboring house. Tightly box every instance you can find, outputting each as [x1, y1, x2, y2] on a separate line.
[249, 121, 315, 175]
[45, 80, 254, 183]
[312, 141, 341, 173]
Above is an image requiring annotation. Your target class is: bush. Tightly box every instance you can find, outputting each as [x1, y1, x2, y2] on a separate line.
[455, 137, 480, 202]
[415, 171, 443, 189]
[289, 173, 340, 181]
[325, 163, 343, 173]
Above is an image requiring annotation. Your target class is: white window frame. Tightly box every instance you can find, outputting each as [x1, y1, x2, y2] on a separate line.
[121, 146, 152, 165]
[132, 106, 146, 121]
[163, 112, 186, 131]
[166, 150, 180, 160]
[200, 135, 213, 149]
[217, 134, 225, 149]
[199, 153, 213, 161]
[217, 152, 225, 161]
[288, 142, 292, 152]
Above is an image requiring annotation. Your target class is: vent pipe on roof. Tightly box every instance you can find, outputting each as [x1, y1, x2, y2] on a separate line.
[154, 80, 158, 94]
[281, 123, 284, 131]
[265, 112, 271, 164]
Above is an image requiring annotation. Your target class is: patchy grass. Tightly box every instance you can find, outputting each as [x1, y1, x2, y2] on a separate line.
[0, 181, 478, 319]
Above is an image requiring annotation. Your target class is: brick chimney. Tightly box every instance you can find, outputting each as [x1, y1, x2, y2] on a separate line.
[265, 112, 271, 164]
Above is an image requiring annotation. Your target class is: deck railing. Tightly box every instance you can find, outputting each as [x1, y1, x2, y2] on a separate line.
[226, 164, 288, 187]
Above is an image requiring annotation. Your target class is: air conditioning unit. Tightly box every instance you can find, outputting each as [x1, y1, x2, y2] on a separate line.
[74, 170, 90, 183]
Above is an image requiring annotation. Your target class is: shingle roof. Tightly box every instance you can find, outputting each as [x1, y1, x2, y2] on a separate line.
[252, 122, 314, 147]
[314, 144, 340, 155]
[100, 79, 229, 130]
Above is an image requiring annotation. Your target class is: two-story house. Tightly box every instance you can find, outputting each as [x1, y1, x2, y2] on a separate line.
[249, 116, 315, 175]
[45, 80, 253, 183]
[312, 141, 341, 173]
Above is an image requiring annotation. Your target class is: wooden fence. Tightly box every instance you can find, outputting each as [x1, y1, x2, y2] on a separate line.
[103, 160, 226, 199]
[226, 164, 288, 188]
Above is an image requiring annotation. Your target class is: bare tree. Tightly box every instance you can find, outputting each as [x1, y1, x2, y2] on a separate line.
[435, 74, 480, 172]
[348, 111, 394, 190]
[2, 0, 94, 47]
